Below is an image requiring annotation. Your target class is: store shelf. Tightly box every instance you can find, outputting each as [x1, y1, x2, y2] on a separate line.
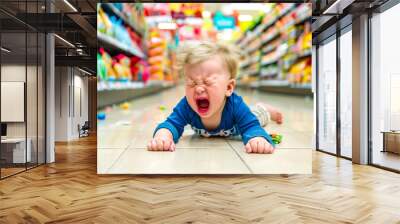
[259, 81, 311, 95]
[261, 59, 278, 66]
[297, 49, 312, 59]
[260, 32, 280, 48]
[97, 81, 175, 108]
[283, 49, 312, 70]
[238, 4, 296, 48]
[262, 45, 277, 54]
[102, 3, 145, 37]
[260, 70, 278, 78]
[246, 43, 261, 55]
[239, 59, 251, 68]
[247, 69, 259, 76]
[98, 32, 145, 58]
[295, 15, 311, 26]
[236, 80, 312, 96]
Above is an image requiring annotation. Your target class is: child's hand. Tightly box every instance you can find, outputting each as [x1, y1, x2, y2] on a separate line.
[147, 128, 176, 152]
[245, 137, 275, 154]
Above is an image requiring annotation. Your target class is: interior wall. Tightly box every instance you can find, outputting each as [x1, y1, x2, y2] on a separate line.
[54, 67, 89, 141]
[1, 65, 27, 138]
[54, 66, 70, 141]
[88, 76, 97, 132]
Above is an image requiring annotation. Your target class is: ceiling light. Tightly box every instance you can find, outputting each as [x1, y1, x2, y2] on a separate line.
[54, 34, 75, 48]
[63, 0, 78, 12]
[1, 47, 11, 53]
[78, 67, 92, 76]
[323, 0, 355, 14]
[158, 22, 177, 30]
[238, 15, 253, 22]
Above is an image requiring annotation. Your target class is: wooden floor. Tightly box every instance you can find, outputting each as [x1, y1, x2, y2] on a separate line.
[1, 135, 400, 223]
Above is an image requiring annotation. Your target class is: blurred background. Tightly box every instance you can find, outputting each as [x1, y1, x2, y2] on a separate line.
[97, 3, 312, 108]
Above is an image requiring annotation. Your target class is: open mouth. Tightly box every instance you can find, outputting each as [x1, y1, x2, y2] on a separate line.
[196, 98, 210, 114]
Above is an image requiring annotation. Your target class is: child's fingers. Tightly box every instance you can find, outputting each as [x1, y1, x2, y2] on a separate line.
[265, 142, 274, 153]
[162, 139, 171, 151]
[257, 141, 264, 154]
[245, 143, 252, 153]
[147, 141, 152, 151]
[171, 142, 176, 151]
[270, 144, 275, 153]
[151, 139, 158, 151]
[156, 139, 164, 151]
[262, 142, 269, 153]
[250, 140, 258, 154]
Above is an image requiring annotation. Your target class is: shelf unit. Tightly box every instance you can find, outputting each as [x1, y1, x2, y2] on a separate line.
[101, 3, 145, 37]
[97, 3, 175, 108]
[237, 3, 312, 95]
[238, 4, 296, 49]
[237, 80, 312, 96]
[98, 81, 174, 108]
[97, 32, 145, 58]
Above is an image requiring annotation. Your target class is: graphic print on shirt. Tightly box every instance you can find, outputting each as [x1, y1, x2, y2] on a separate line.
[191, 126, 238, 137]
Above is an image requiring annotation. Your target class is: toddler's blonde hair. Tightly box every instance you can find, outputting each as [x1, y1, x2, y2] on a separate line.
[175, 41, 240, 79]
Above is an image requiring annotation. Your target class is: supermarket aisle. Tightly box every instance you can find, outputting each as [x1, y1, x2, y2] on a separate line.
[98, 85, 313, 174]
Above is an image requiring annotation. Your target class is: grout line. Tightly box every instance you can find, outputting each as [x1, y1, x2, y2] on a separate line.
[226, 140, 254, 174]
[105, 147, 129, 173]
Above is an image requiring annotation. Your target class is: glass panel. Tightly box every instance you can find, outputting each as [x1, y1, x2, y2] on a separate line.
[27, 31, 38, 169]
[317, 36, 337, 154]
[38, 32, 45, 165]
[340, 28, 352, 158]
[371, 4, 400, 171]
[1, 30, 27, 178]
[26, 0, 38, 169]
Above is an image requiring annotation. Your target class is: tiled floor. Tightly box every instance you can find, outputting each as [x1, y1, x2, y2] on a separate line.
[98, 85, 314, 174]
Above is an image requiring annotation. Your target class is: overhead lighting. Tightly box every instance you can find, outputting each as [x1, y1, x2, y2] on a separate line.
[1, 47, 11, 53]
[223, 3, 271, 13]
[54, 34, 75, 48]
[63, 0, 78, 12]
[238, 14, 253, 22]
[202, 11, 211, 18]
[185, 17, 203, 26]
[158, 22, 177, 30]
[78, 67, 92, 76]
[323, 0, 355, 14]
[222, 8, 233, 15]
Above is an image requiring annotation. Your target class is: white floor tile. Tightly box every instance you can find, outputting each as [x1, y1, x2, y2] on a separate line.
[97, 148, 127, 174]
[228, 140, 312, 174]
[107, 147, 250, 174]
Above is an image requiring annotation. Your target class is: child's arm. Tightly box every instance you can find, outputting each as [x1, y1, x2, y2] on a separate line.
[233, 96, 275, 154]
[148, 98, 190, 151]
[148, 128, 176, 151]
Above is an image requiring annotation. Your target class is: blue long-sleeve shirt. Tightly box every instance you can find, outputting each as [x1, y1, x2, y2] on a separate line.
[154, 92, 274, 146]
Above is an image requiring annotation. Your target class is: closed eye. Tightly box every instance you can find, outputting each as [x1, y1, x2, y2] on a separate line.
[204, 78, 214, 85]
[186, 80, 195, 87]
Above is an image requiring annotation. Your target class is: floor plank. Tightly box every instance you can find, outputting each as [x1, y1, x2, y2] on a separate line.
[0, 135, 400, 223]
